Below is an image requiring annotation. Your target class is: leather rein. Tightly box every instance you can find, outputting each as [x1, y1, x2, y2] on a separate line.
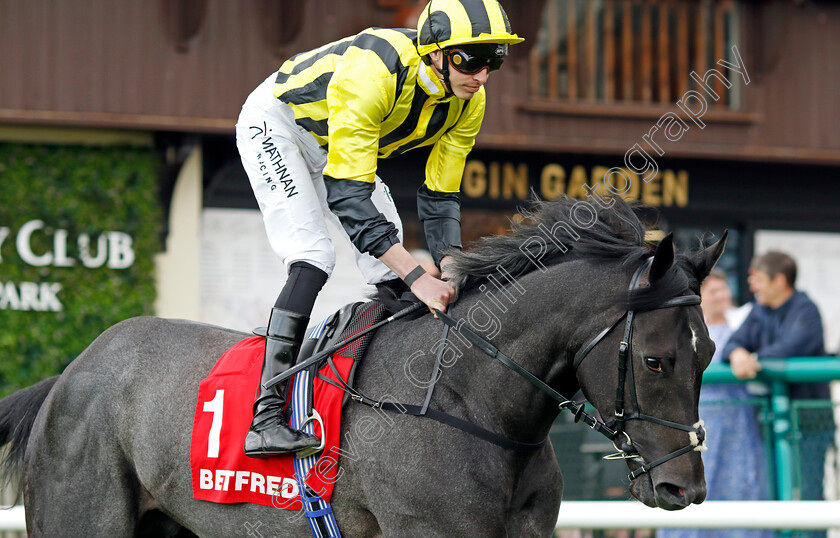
[432, 256, 706, 480]
[309, 257, 707, 481]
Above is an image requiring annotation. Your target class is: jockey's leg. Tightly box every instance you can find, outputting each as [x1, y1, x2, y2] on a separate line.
[244, 262, 327, 457]
[236, 74, 334, 456]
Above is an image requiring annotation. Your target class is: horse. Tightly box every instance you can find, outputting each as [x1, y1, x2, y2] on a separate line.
[0, 196, 724, 537]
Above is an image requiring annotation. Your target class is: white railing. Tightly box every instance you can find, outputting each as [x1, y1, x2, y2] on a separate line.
[0, 505, 26, 531]
[4, 501, 840, 532]
[556, 501, 840, 530]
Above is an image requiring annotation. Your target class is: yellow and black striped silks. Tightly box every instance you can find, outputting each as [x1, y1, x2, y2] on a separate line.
[273, 27, 484, 196]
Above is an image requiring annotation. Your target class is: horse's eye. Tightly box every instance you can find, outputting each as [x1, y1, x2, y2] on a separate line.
[645, 357, 663, 372]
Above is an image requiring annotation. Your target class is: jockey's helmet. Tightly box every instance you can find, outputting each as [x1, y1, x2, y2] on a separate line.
[416, 0, 524, 59]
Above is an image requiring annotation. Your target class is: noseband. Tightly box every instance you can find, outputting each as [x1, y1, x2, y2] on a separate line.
[572, 257, 706, 480]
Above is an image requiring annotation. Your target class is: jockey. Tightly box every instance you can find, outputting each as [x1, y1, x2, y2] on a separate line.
[235, 0, 523, 457]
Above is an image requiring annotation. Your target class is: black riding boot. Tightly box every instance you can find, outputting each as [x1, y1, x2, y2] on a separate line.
[244, 308, 320, 457]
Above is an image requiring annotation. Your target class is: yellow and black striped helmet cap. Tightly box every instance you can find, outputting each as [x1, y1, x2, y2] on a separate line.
[416, 0, 524, 57]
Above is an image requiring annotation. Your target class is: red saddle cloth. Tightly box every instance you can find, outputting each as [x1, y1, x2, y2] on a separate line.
[190, 336, 352, 510]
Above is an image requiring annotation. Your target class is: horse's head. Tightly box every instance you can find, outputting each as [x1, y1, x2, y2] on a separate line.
[443, 196, 728, 510]
[574, 232, 727, 510]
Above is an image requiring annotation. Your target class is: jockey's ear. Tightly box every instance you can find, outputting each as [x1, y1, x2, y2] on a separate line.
[649, 233, 675, 284]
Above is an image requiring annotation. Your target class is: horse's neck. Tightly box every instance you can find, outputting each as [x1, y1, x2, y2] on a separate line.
[439, 264, 617, 444]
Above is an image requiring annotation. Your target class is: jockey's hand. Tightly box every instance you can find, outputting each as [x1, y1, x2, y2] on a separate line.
[376, 243, 456, 317]
[410, 273, 456, 318]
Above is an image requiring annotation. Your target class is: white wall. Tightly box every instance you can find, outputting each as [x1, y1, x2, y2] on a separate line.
[199, 208, 376, 332]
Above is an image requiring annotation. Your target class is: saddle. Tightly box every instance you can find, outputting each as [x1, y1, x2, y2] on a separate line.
[254, 301, 386, 384]
[296, 301, 386, 410]
[190, 300, 388, 511]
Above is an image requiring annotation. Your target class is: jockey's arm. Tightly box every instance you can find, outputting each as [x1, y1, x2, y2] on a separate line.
[378, 244, 456, 317]
[323, 175, 455, 316]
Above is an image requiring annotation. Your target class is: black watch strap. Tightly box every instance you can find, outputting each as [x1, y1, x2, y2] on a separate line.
[403, 265, 427, 288]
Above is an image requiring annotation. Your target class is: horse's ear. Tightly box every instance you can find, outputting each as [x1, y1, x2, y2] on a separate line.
[649, 233, 675, 284]
[695, 230, 729, 281]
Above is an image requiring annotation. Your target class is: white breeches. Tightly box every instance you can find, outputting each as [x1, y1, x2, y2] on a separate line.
[235, 73, 402, 284]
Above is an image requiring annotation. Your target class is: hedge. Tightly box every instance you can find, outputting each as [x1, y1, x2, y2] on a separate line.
[0, 143, 161, 396]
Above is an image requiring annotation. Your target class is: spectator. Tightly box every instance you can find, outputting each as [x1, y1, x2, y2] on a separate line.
[722, 251, 831, 512]
[657, 270, 772, 538]
[723, 251, 828, 398]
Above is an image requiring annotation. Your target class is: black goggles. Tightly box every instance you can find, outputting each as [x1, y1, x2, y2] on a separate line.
[446, 49, 504, 75]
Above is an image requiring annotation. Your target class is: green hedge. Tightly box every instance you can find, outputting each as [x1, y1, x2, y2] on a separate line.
[0, 143, 161, 396]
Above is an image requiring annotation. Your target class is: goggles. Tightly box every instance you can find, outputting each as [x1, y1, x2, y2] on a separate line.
[446, 49, 504, 75]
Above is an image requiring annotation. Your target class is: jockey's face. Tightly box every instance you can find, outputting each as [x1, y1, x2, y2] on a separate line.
[428, 49, 491, 100]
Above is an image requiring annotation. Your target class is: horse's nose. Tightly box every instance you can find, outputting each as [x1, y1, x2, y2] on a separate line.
[654, 482, 706, 510]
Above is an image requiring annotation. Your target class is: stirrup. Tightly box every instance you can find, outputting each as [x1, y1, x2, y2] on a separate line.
[295, 409, 326, 459]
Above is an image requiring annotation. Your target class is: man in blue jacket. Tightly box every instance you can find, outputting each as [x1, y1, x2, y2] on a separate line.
[723, 250, 828, 399]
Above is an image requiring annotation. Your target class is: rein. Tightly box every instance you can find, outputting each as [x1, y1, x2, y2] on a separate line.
[283, 257, 707, 480]
[431, 257, 706, 480]
[429, 257, 706, 479]
[431, 309, 618, 442]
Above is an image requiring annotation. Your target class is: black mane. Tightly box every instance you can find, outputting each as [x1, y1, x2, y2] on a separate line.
[444, 196, 700, 311]
[370, 196, 703, 314]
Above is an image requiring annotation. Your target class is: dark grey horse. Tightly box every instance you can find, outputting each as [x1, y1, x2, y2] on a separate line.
[0, 197, 724, 537]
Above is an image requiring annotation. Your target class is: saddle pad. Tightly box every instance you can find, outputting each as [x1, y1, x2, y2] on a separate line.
[190, 336, 353, 509]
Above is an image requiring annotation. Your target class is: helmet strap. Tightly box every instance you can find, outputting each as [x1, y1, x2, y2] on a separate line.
[436, 46, 453, 95]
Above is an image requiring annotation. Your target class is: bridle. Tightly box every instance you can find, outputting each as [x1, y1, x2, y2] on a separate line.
[571, 257, 707, 480]
[270, 257, 708, 481]
[436, 256, 707, 481]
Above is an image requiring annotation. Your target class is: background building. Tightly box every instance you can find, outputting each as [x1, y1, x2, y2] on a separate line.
[2, 0, 839, 342]
[0, 0, 839, 515]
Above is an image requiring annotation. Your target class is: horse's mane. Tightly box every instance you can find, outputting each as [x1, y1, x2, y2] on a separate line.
[371, 196, 702, 314]
[444, 196, 700, 311]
